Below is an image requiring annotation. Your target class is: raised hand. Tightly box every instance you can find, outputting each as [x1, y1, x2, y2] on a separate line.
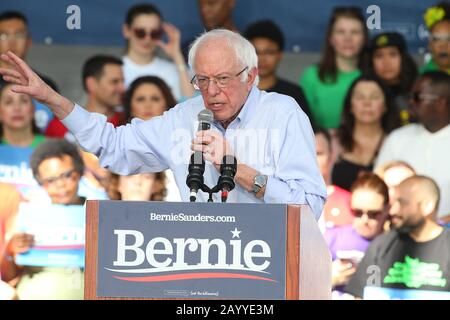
[155, 22, 184, 64]
[0, 51, 54, 104]
[0, 51, 74, 119]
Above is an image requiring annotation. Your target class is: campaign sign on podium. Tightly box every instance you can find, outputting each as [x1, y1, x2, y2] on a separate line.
[95, 201, 287, 299]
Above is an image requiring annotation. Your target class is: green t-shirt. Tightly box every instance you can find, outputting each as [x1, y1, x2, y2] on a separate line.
[419, 59, 450, 75]
[0, 134, 45, 148]
[300, 65, 360, 129]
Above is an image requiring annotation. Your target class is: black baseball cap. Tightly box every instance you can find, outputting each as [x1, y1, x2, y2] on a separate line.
[369, 32, 407, 53]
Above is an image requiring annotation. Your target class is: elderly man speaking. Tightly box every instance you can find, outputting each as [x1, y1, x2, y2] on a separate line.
[0, 29, 326, 219]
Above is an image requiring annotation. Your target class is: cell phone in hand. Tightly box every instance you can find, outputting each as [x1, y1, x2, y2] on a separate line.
[336, 250, 365, 266]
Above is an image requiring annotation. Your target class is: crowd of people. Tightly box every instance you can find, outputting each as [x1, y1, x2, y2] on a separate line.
[0, 0, 450, 300]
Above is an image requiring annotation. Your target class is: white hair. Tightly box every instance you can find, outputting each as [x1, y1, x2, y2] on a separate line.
[188, 29, 259, 86]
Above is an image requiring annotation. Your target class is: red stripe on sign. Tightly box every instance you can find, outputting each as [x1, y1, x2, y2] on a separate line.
[113, 272, 277, 283]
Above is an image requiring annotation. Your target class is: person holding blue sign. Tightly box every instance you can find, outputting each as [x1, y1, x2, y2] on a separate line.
[0, 29, 326, 220]
[1, 139, 85, 299]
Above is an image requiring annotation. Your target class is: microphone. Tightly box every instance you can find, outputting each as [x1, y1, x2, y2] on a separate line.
[186, 109, 214, 202]
[217, 155, 237, 202]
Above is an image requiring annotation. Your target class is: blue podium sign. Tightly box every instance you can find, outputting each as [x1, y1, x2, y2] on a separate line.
[96, 201, 287, 299]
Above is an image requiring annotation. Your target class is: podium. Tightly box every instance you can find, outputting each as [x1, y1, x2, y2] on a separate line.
[84, 201, 331, 300]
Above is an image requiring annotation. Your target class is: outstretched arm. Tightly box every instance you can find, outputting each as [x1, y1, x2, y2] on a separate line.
[0, 51, 74, 119]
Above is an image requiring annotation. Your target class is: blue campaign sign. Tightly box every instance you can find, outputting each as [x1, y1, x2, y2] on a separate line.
[15, 202, 86, 268]
[0, 145, 48, 201]
[0, 145, 35, 186]
[96, 201, 287, 299]
[364, 286, 450, 300]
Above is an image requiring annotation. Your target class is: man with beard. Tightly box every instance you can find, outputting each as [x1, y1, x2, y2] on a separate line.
[344, 175, 450, 299]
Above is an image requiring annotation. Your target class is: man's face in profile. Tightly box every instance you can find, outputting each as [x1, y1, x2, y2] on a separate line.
[389, 183, 425, 233]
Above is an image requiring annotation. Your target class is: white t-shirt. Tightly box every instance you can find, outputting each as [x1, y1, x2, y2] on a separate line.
[375, 123, 450, 217]
[122, 56, 182, 101]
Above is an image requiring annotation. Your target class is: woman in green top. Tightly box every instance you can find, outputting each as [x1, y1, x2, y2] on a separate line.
[300, 7, 367, 129]
[0, 81, 44, 148]
[421, 2, 450, 75]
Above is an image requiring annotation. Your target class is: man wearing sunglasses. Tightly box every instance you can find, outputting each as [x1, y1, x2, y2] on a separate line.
[0, 29, 326, 220]
[345, 175, 450, 299]
[375, 71, 450, 222]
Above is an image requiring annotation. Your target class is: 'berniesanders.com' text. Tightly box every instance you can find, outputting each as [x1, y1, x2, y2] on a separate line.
[150, 212, 236, 223]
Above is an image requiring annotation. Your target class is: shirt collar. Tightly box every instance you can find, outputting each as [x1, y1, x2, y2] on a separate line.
[419, 123, 450, 137]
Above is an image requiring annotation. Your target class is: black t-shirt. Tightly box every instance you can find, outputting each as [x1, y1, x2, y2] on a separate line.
[331, 157, 373, 191]
[266, 78, 312, 120]
[344, 229, 450, 298]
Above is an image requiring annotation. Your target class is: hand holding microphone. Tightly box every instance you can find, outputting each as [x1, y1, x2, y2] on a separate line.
[189, 109, 237, 202]
[192, 129, 234, 171]
[186, 109, 214, 202]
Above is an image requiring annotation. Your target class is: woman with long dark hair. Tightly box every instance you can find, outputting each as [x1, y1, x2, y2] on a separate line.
[0, 81, 43, 148]
[300, 7, 368, 129]
[364, 32, 418, 124]
[331, 75, 401, 191]
[122, 75, 176, 122]
[107, 75, 179, 202]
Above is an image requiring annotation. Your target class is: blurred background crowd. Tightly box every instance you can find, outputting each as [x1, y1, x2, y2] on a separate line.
[0, 0, 450, 300]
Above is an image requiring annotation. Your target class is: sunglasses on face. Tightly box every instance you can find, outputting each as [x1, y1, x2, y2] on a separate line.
[409, 92, 441, 104]
[351, 209, 384, 220]
[133, 28, 163, 40]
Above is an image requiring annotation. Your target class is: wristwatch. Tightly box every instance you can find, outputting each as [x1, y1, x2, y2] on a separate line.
[253, 174, 268, 196]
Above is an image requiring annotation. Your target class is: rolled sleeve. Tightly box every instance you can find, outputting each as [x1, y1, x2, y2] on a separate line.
[60, 104, 170, 175]
[263, 107, 326, 220]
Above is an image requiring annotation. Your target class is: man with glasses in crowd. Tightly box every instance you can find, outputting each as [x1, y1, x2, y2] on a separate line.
[375, 71, 450, 223]
[0, 29, 326, 219]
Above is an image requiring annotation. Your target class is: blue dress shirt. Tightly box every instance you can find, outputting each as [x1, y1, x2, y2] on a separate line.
[61, 86, 326, 219]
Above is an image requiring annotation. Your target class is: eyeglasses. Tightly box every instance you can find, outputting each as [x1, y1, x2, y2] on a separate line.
[39, 169, 76, 187]
[191, 67, 248, 91]
[132, 28, 163, 40]
[351, 208, 384, 220]
[0, 32, 28, 42]
[409, 92, 441, 104]
[430, 34, 450, 43]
